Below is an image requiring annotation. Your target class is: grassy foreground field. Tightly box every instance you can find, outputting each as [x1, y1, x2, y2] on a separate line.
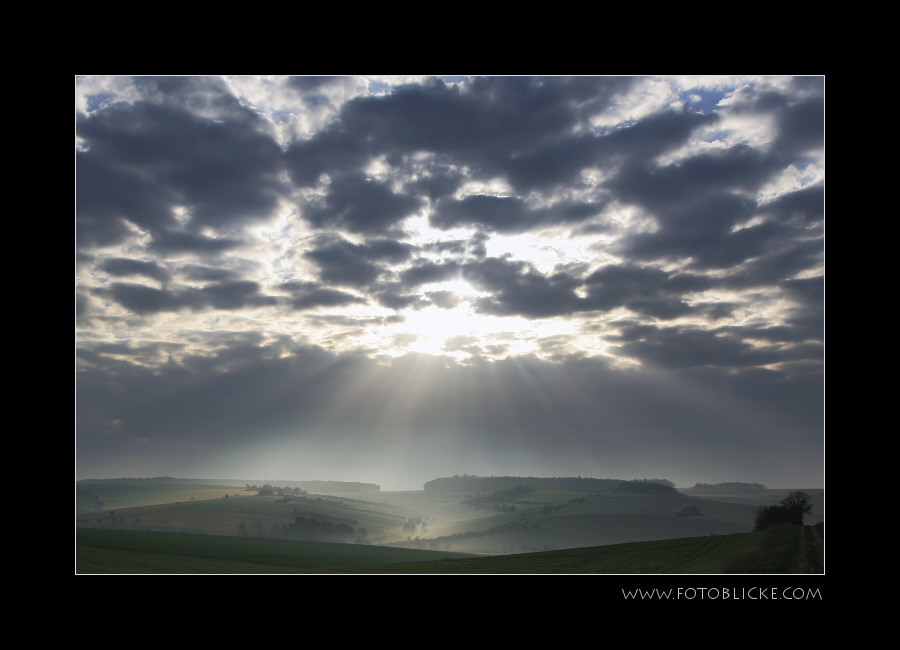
[76, 528, 477, 574]
[76, 524, 822, 574]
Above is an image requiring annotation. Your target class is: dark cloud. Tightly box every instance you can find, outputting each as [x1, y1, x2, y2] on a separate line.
[179, 264, 241, 283]
[373, 283, 429, 311]
[720, 238, 824, 289]
[280, 281, 367, 310]
[504, 108, 715, 193]
[583, 265, 709, 313]
[196, 281, 276, 311]
[431, 194, 604, 234]
[77, 97, 285, 237]
[286, 76, 637, 195]
[431, 195, 532, 232]
[147, 230, 245, 255]
[780, 275, 824, 308]
[75, 151, 177, 249]
[97, 257, 170, 283]
[339, 76, 578, 155]
[399, 259, 460, 287]
[610, 145, 779, 215]
[720, 80, 823, 160]
[774, 95, 825, 157]
[501, 135, 603, 192]
[101, 280, 277, 315]
[467, 257, 583, 318]
[284, 129, 372, 188]
[419, 232, 489, 259]
[302, 173, 422, 234]
[287, 76, 343, 92]
[777, 275, 825, 343]
[613, 165, 821, 272]
[727, 321, 821, 345]
[600, 108, 716, 163]
[761, 182, 824, 225]
[130, 76, 250, 120]
[457, 259, 718, 321]
[105, 283, 178, 315]
[304, 235, 414, 288]
[609, 323, 816, 372]
[404, 167, 466, 202]
[623, 195, 758, 268]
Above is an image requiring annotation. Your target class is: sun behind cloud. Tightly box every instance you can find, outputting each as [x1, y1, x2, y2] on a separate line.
[76, 75, 823, 490]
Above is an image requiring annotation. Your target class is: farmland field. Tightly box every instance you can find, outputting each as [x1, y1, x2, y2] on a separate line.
[77, 491, 415, 543]
[339, 530, 774, 574]
[78, 484, 764, 547]
[76, 528, 476, 573]
[369, 491, 759, 555]
[76, 481, 243, 511]
[76, 524, 822, 574]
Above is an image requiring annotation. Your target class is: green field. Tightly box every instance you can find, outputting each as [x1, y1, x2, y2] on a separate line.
[346, 531, 773, 574]
[76, 528, 477, 574]
[76, 524, 822, 574]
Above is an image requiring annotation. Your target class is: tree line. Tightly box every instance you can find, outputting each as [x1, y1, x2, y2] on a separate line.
[425, 475, 627, 493]
[237, 516, 368, 543]
[690, 482, 768, 494]
[461, 485, 536, 510]
[615, 481, 678, 495]
[628, 478, 676, 487]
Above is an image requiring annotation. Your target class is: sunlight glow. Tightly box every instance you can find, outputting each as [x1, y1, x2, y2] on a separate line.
[402, 303, 479, 356]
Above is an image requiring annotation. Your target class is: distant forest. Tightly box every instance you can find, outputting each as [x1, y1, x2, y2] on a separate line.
[423, 475, 675, 494]
[614, 481, 678, 495]
[77, 477, 381, 492]
[688, 482, 767, 494]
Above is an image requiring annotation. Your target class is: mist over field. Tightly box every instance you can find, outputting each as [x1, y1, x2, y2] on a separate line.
[75, 75, 824, 491]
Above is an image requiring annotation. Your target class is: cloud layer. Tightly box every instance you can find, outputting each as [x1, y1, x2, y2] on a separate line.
[76, 76, 824, 489]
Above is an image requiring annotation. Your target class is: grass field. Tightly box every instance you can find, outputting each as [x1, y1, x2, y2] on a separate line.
[76, 528, 477, 573]
[76, 525, 822, 574]
[346, 531, 773, 574]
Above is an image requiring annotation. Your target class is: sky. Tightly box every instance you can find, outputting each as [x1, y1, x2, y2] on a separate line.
[75, 76, 824, 490]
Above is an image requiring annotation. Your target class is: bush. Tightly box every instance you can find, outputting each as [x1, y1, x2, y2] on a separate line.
[753, 504, 790, 531]
[753, 491, 813, 531]
[675, 504, 704, 517]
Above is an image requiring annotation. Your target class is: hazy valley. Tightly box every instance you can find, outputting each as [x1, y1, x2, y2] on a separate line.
[76, 475, 824, 574]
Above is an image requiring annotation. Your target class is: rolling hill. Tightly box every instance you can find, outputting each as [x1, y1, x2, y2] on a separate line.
[75, 476, 824, 574]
